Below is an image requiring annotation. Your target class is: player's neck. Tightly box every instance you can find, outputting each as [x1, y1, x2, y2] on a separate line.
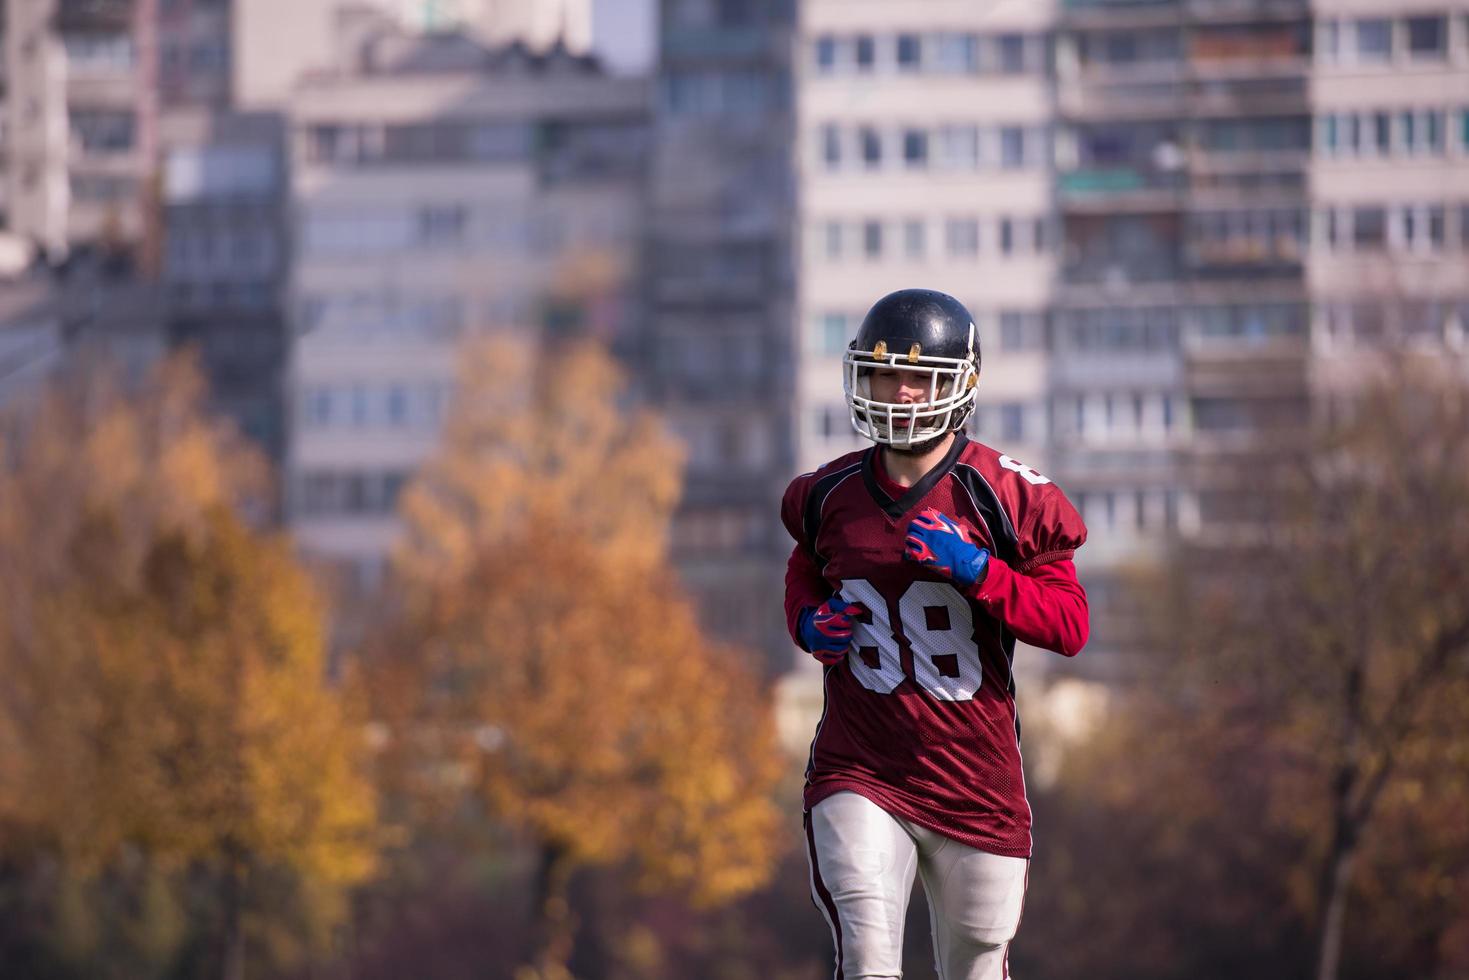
[879, 432, 956, 488]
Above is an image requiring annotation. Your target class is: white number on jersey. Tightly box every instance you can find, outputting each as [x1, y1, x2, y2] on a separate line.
[838, 578, 982, 702]
[998, 454, 1051, 486]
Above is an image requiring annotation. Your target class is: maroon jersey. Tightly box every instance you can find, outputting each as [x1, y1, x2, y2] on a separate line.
[781, 433, 1089, 858]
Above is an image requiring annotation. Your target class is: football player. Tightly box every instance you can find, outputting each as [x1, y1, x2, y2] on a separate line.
[782, 288, 1089, 979]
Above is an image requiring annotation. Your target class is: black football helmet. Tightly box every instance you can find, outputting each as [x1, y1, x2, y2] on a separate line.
[843, 288, 981, 447]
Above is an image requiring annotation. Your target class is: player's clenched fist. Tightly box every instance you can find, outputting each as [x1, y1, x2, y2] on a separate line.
[798, 597, 867, 666]
[904, 507, 991, 588]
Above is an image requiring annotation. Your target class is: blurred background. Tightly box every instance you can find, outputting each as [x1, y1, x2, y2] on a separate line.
[1, 0, 1468, 977]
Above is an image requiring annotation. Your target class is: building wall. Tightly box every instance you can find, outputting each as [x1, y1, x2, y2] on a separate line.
[649, 0, 796, 670]
[1, 0, 160, 259]
[795, 0, 1058, 479]
[285, 24, 648, 584]
[1308, 0, 1469, 395]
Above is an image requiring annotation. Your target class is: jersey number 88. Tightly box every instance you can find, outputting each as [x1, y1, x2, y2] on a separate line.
[838, 579, 982, 702]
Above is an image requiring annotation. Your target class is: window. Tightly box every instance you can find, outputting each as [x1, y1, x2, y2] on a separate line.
[823, 220, 843, 260]
[1000, 403, 1024, 442]
[1406, 16, 1446, 59]
[946, 217, 979, 257]
[1373, 111, 1391, 155]
[1428, 206, 1445, 249]
[1353, 19, 1391, 61]
[1353, 207, 1386, 249]
[903, 219, 926, 259]
[936, 33, 978, 73]
[903, 129, 929, 168]
[897, 34, 921, 71]
[307, 387, 333, 427]
[351, 386, 370, 426]
[1000, 127, 1026, 168]
[815, 34, 838, 72]
[997, 34, 1027, 74]
[822, 124, 842, 169]
[70, 109, 136, 153]
[816, 406, 836, 440]
[855, 35, 875, 71]
[818, 313, 848, 355]
[1000, 311, 1044, 351]
[387, 386, 408, 426]
[940, 125, 980, 170]
[1425, 111, 1444, 153]
[860, 127, 882, 169]
[417, 205, 465, 246]
[1034, 217, 1051, 254]
[863, 220, 883, 259]
[469, 122, 529, 162]
[64, 33, 135, 72]
[1319, 19, 1340, 61]
[1401, 205, 1446, 251]
[999, 217, 1015, 256]
[1319, 115, 1339, 155]
[1323, 208, 1343, 249]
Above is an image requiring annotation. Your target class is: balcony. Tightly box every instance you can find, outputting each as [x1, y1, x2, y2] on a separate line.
[1187, 76, 1308, 117]
[1061, 0, 1182, 32]
[1058, 78, 1185, 120]
[1186, 240, 1303, 279]
[663, 27, 773, 64]
[1184, 0, 1308, 25]
[1058, 167, 1186, 212]
[55, 0, 133, 32]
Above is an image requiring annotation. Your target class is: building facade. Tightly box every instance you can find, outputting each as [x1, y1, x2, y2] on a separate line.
[2, 0, 160, 260]
[285, 16, 648, 585]
[1308, 2, 1469, 392]
[646, 0, 797, 670]
[795, 1, 1058, 485]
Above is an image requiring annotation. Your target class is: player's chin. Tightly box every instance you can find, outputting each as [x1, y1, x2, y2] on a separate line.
[890, 430, 949, 455]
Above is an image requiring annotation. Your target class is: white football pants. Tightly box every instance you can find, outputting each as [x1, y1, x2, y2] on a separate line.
[806, 791, 1029, 980]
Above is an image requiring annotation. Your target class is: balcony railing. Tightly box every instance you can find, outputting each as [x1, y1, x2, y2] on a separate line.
[55, 0, 133, 32]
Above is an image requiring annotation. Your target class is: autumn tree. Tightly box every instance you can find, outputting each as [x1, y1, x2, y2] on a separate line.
[1020, 357, 1469, 980]
[0, 355, 378, 979]
[369, 338, 785, 977]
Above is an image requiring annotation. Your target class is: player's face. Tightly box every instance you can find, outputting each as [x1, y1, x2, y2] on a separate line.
[867, 367, 942, 430]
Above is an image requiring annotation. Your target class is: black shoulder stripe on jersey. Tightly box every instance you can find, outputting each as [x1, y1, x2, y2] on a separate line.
[952, 462, 1020, 566]
[860, 433, 970, 519]
[802, 459, 864, 571]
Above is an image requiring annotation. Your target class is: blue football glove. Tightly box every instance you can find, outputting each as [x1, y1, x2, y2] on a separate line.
[798, 597, 866, 666]
[904, 507, 990, 588]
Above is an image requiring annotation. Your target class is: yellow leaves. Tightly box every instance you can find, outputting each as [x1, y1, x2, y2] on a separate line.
[379, 339, 783, 912]
[394, 339, 685, 607]
[0, 354, 378, 968]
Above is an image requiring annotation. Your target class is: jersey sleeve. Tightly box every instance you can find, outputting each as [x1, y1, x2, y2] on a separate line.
[781, 476, 830, 650]
[1014, 486, 1087, 572]
[969, 481, 1089, 656]
[969, 557, 1089, 656]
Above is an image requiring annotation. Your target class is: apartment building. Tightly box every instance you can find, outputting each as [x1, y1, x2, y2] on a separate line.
[285, 14, 649, 584]
[2, 0, 160, 259]
[157, 0, 230, 108]
[1050, 0, 1317, 673]
[646, 0, 797, 670]
[1308, 3, 1469, 391]
[795, 0, 1058, 480]
[233, 0, 595, 109]
[160, 109, 288, 463]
